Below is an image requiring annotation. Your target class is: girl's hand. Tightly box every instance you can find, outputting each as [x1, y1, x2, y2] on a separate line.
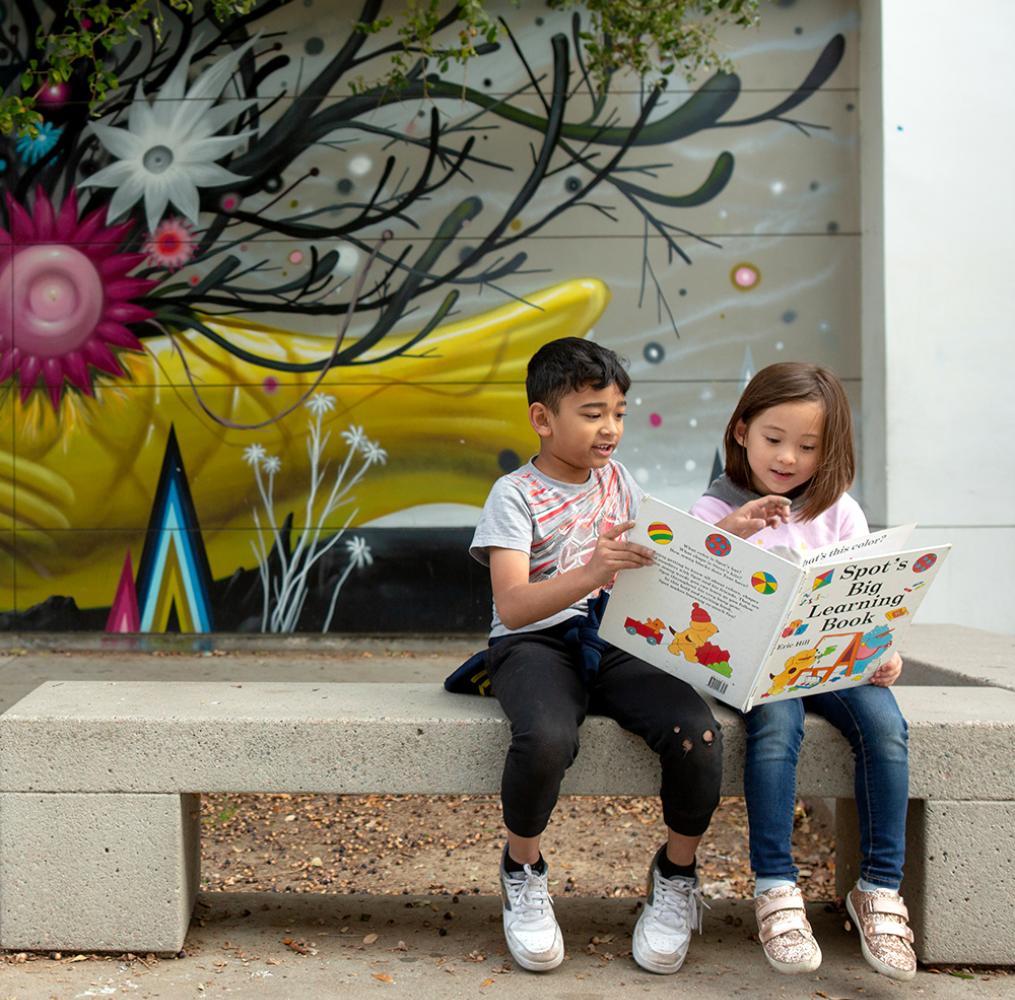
[871, 652, 903, 687]
[715, 495, 792, 539]
[584, 521, 654, 587]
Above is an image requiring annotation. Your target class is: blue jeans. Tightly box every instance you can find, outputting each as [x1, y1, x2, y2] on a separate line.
[743, 685, 909, 890]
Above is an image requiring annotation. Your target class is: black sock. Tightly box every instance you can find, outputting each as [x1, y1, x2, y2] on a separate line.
[656, 845, 696, 880]
[504, 847, 546, 875]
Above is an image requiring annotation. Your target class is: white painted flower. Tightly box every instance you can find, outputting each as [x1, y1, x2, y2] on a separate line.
[243, 443, 266, 466]
[341, 425, 366, 450]
[306, 393, 336, 416]
[262, 455, 282, 474]
[362, 440, 387, 466]
[82, 37, 259, 230]
[345, 536, 373, 569]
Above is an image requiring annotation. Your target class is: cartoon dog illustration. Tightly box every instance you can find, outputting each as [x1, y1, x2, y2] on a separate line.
[667, 603, 718, 663]
[764, 645, 837, 697]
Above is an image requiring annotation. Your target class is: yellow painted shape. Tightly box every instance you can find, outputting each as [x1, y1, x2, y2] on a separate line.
[147, 542, 199, 633]
[4, 278, 611, 608]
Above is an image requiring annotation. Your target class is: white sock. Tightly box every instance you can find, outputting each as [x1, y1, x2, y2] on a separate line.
[857, 878, 899, 894]
[755, 877, 796, 896]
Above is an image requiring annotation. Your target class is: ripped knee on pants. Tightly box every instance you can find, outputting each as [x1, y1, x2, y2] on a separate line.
[673, 724, 717, 754]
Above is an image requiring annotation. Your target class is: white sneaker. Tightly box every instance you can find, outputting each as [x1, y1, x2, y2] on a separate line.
[632, 858, 706, 974]
[500, 860, 564, 971]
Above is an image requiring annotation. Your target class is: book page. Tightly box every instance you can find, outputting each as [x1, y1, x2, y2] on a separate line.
[799, 523, 916, 568]
[599, 497, 800, 711]
[751, 543, 951, 707]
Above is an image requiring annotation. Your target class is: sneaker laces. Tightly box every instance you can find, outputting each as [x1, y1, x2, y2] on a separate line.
[653, 873, 710, 935]
[506, 865, 554, 924]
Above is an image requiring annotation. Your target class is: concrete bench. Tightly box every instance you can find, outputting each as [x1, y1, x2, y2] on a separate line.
[1, 680, 1013, 963]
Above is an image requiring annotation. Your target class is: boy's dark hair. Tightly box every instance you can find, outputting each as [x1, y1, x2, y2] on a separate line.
[724, 361, 855, 521]
[526, 337, 631, 410]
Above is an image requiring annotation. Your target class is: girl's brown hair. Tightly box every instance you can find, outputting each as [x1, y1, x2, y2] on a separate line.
[723, 362, 855, 521]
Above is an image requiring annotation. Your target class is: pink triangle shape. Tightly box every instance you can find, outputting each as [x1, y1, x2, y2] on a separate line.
[105, 551, 141, 633]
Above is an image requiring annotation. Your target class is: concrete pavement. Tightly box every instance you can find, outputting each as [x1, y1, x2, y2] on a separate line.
[2, 893, 1011, 999]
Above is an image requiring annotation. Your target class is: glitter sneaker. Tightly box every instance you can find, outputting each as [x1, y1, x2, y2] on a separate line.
[754, 885, 822, 974]
[846, 886, 917, 982]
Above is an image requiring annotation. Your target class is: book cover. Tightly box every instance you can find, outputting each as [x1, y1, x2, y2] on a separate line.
[598, 497, 950, 711]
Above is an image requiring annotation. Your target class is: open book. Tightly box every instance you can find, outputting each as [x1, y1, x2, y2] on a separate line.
[598, 497, 951, 711]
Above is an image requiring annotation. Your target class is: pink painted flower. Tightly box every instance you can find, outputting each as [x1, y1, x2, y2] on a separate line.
[144, 216, 196, 270]
[0, 186, 158, 409]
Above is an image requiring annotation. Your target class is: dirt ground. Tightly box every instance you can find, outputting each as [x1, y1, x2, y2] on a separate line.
[199, 793, 837, 901]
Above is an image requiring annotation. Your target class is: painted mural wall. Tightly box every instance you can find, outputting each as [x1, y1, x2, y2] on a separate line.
[0, 0, 859, 633]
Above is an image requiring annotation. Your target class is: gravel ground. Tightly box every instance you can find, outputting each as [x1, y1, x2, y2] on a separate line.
[199, 793, 837, 901]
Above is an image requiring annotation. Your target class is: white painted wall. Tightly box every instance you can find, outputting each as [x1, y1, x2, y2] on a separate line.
[860, 0, 1015, 632]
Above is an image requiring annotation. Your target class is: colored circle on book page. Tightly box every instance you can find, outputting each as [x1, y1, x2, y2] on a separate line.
[751, 571, 778, 594]
[647, 522, 673, 544]
[913, 553, 938, 573]
[705, 532, 732, 557]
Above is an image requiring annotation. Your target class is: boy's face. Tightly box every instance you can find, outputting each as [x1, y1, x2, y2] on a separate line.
[529, 382, 627, 483]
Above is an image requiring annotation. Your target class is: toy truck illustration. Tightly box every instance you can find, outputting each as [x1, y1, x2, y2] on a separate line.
[624, 616, 665, 645]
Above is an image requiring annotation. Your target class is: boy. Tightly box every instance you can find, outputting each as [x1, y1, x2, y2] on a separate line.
[467, 337, 723, 974]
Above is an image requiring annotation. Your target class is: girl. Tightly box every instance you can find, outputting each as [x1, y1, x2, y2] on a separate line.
[691, 362, 916, 982]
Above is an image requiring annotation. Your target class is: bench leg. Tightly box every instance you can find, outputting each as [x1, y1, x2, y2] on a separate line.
[0, 792, 200, 953]
[905, 800, 1015, 965]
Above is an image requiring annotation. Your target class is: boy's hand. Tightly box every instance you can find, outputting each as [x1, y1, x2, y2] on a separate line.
[584, 521, 654, 588]
[870, 651, 903, 687]
[715, 495, 791, 539]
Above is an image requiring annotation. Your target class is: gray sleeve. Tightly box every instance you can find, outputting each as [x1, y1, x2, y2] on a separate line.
[469, 477, 534, 566]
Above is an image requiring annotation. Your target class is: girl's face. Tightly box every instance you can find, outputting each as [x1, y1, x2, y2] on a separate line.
[735, 400, 824, 496]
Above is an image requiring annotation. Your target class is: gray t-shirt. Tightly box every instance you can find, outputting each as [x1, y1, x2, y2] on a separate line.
[470, 459, 644, 636]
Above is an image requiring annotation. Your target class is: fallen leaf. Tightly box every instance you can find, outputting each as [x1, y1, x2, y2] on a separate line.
[373, 972, 394, 983]
[363, 933, 379, 945]
[480, 978, 495, 988]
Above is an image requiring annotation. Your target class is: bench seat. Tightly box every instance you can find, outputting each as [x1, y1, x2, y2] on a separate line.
[2, 681, 1013, 961]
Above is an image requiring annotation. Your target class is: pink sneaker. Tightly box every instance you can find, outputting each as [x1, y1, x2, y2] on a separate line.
[845, 887, 917, 982]
[754, 885, 822, 974]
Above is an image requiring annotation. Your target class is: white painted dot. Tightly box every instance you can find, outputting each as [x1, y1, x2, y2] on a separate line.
[635, 467, 649, 484]
[770, 180, 785, 195]
[718, 209, 728, 220]
[689, 417, 698, 428]
[633, 397, 642, 406]
[348, 155, 372, 177]
[775, 341, 784, 350]
[700, 388, 714, 401]
[333, 247, 361, 274]
[685, 459, 696, 472]
[819, 321, 831, 333]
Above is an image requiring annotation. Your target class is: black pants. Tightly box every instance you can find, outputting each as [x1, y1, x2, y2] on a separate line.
[488, 629, 723, 839]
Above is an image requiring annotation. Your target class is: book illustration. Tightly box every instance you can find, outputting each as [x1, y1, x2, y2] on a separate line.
[781, 619, 809, 637]
[623, 616, 666, 646]
[765, 646, 837, 696]
[813, 568, 835, 590]
[666, 603, 733, 678]
[647, 522, 674, 544]
[761, 624, 895, 699]
[751, 571, 779, 595]
[705, 532, 732, 557]
[913, 553, 938, 573]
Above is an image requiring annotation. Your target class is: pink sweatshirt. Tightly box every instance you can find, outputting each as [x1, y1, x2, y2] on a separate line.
[690, 487, 869, 555]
